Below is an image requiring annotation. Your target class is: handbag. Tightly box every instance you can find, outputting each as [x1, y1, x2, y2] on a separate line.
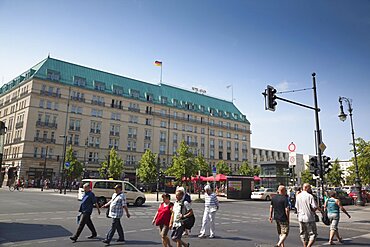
[180, 203, 195, 229]
[321, 209, 330, 226]
[314, 213, 320, 222]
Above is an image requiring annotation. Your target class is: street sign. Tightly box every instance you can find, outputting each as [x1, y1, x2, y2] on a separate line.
[212, 165, 216, 177]
[289, 152, 296, 166]
[319, 142, 327, 152]
[65, 162, 70, 169]
[288, 142, 296, 152]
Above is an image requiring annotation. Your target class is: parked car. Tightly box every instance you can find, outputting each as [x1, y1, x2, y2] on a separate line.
[78, 179, 146, 206]
[341, 186, 356, 194]
[335, 190, 354, 205]
[251, 188, 277, 201]
[348, 189, 370, 203]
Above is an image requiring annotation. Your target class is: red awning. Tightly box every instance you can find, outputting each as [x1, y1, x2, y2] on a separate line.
[253, 176, 261, 181]
[204, 174, 227, 182]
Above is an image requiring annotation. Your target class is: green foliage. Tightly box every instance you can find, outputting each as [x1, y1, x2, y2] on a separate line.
[166, 141, 196, 182]
[253, 166, 260, 176]
[216, 160, 232, 175]
[326, 159, 344, 187]
[64, 145, 83, 180]
[98, 148, 124, 180]
[238, 161, 254, 176]
[300, 168, 315, 185]
[352, 138, 370, 185]
[195, 154, 211, 176]
[138, 150, 158, 184]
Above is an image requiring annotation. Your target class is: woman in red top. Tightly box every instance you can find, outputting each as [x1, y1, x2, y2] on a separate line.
[152, 193, 174, 247]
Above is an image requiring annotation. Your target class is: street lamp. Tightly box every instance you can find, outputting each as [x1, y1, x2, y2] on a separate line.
[60, 135, 68, 194]
[0, 121, 7, 188]
[338, 97, 364, 206]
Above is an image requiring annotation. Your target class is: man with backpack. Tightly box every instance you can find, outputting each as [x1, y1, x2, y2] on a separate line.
[170, 189, 193, 247]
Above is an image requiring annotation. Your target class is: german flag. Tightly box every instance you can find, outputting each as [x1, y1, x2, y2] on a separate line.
[154, 61, 162, 66]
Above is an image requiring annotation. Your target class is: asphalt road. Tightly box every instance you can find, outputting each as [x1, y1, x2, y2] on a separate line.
[1, 188, 370, 247]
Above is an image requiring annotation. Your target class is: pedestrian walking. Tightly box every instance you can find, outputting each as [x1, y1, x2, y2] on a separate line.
[295, 183, 318, 247]
[269, 185, 290, 247]
[198, 185, 219, 239]
[101, 184, 130, 245]
[324, 190, 351, 245]
[170, 189, 192, 247]
[176, 186, 192, 237]
[152, 193, 174, 247]
[70, 183, 100, 242]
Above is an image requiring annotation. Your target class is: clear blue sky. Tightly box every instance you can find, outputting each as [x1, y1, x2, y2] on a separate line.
[1, 0, 369, 161]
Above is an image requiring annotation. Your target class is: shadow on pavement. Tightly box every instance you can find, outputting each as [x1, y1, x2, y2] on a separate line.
[0, 222, 71, 243]
[218, 236, 252, 241]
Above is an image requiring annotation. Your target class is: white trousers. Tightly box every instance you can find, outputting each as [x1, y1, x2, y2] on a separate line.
[199, 207, 216, 236]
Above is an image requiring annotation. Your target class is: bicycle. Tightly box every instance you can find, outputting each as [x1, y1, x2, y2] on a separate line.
[9, 184, 24, 192]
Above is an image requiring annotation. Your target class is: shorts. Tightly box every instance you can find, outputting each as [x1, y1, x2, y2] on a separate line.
[171, 225, 185, 241]
[299, 221, 317, 242]
[159, 224, 170, 237]
[328, 213, 339, 231]
[276, 221, 289, 235]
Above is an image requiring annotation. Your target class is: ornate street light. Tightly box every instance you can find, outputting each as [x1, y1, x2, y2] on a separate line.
[338, 97, 364, 206]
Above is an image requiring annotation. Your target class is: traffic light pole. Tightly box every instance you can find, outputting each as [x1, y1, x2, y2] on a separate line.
[264, 73, 325, 206]
[312, 73, 325, 207]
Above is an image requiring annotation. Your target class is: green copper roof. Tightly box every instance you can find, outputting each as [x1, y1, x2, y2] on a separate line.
[1, 57, 249, 124]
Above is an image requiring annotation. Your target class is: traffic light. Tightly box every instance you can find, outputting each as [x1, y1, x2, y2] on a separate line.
[323, 156, 332, 174]
[264, 85, 277, 111]
[309, 156, 320, 176]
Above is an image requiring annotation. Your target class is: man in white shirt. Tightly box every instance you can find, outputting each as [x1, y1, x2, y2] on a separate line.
[198, 185, 219, 239]
[295, 183, 318, 247]
[170, 189, 192, 247]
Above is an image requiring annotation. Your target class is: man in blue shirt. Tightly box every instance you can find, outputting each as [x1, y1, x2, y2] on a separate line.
[70, 183, 100, 242]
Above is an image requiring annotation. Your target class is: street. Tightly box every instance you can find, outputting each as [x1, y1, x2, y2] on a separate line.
[0, 188, 370, 247]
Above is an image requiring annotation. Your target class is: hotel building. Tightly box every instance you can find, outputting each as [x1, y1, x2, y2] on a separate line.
[0, 57, 251, 185]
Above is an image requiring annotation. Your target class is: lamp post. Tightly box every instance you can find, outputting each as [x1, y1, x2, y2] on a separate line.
[83, 138, 88, 179]
[0, 121, 7, 188]
[60, 135, 67, 194]
[338, 97, 364, 206]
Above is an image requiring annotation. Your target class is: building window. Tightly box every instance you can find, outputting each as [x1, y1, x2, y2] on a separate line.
[160, 96, 167, 104]
[39, 99, 44, 108]
[47, 69, 60, 81]
[160, 121, 167, 128]
[129, 115, 138, 123]
[73, 76, 86, 87]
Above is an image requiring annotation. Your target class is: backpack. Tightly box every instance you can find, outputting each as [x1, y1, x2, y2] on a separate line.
[180, 202, 195, 229]
[184, 193, 192, 203]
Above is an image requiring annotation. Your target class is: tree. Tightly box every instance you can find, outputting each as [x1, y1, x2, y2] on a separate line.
[238, 161, 254, 176]
[351, 138, 370, 185]
[326, 159, 344, 187]
[195, 154, 211, 176]
[64, 145, 83, 180]
[166, 141, 196, 183]
[300, 168, 315, 185]
[98, 148, 124, 180]
[216, 160, 232, 175]
[137, 150, 158, 184]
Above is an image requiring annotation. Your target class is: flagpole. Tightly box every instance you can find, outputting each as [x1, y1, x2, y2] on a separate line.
[160, 64, 163, 84]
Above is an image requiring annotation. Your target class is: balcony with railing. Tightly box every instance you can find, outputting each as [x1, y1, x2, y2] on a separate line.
[110, 131, 120, 136]
[34, 137, 56, 143]
[40, 90, 62, 98]
[15, 121, 24, 129]
[144, 136, 151, 141]
[90, 129, 101, 134]
[69, 126, 81, 131]
[128, 134, 137, 139]
[36, 121, 58, 129]
[160, 138, 166, 142]
[70, 96, 85, 102]
[91, 100, 105, 107]
[13, 137, 22, 143]
[128, 107, 140, 112]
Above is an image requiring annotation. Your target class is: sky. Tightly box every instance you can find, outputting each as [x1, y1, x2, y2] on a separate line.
[0, 0, 369, 161]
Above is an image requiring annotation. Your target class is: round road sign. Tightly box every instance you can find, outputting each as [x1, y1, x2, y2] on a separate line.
[288, 142, 296, 152]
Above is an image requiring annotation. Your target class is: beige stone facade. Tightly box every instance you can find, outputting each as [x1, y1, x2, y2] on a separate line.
[0, 60, 251, 185]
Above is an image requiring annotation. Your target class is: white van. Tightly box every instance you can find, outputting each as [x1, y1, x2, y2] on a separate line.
[78, 179, 146, 206]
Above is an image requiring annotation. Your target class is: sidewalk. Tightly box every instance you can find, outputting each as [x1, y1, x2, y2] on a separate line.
[144, 192, 240, 203]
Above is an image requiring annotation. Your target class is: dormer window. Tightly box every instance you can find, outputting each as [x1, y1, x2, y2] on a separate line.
[47, 69, 60, 81]
[94, 81, 106, 91]
[73, 76, 86, 87]
[130, 89, 140, 99]
[112, 85, 123, 95]
[146, 93, 153, 102]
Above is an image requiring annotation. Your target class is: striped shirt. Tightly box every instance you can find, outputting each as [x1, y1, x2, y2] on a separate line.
[204, 193, 219, 208]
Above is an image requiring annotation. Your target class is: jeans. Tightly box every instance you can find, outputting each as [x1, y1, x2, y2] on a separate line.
[74, 213, 97, 238]
[106, 218, 124, 242]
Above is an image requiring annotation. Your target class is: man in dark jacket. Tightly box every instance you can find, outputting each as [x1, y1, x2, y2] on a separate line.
[70, 183, 100, 242]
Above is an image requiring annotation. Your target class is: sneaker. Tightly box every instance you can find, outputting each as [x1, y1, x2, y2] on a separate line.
[87, 235, 97, 239]
[198, 234, 206, 238]
[116, 239, 125, 243]
[70, 236, 77, 242]
[102, 239, 110, 245]
[209, 235, 215, 239]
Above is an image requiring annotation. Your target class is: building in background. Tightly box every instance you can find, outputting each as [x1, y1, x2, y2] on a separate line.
[0, 57, 251, 186]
